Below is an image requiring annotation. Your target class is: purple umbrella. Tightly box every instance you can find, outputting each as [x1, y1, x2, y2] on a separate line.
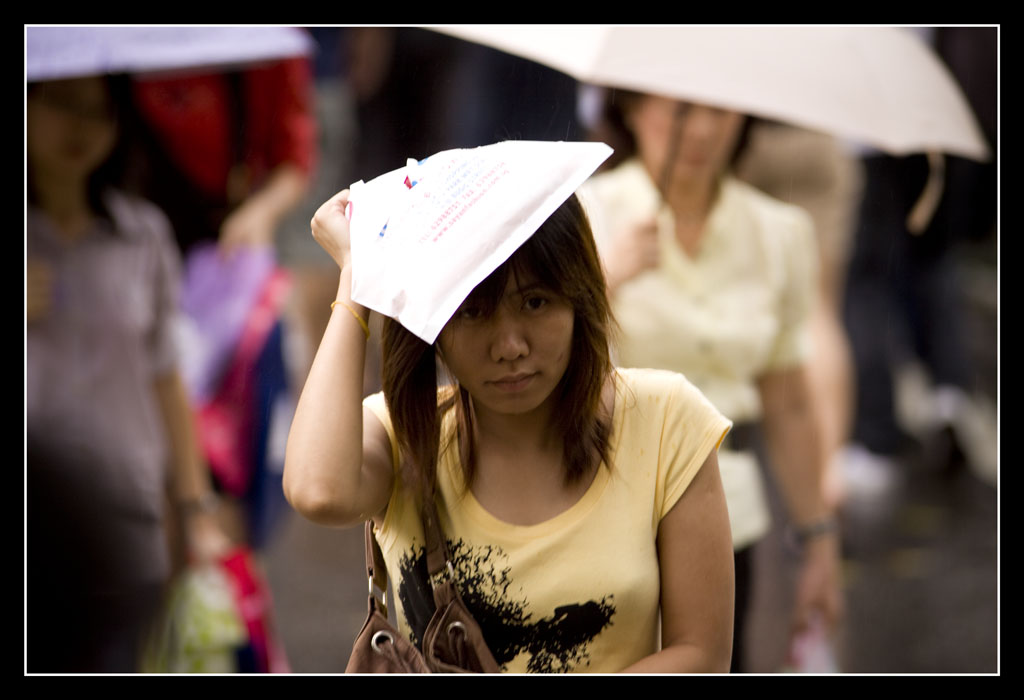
[26, 25, 312, 81]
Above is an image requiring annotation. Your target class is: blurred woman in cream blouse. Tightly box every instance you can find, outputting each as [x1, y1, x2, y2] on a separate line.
[579, 92, 841, 672]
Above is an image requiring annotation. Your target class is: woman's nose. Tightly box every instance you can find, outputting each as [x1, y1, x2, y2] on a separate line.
[489, 314, 530, 363]
[684, 105, 738, 142]
[683, 105, 720, 140]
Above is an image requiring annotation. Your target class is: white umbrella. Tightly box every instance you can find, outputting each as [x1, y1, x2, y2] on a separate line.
[433, 25, 990, 162]
[25, 25, 313, 82]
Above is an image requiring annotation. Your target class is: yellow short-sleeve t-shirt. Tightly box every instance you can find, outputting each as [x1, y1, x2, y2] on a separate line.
[363, 367, 730, 673]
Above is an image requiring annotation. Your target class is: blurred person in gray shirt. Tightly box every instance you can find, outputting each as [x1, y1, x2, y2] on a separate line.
[27, 73, 229, 672]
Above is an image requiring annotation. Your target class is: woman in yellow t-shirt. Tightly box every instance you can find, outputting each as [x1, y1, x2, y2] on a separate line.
[284, 171, 735, 672]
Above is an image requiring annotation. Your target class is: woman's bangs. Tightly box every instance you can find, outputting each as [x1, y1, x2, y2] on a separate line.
[454, 194, 598, 321]
[458, 234, 564, 316]
[459, 260, 511, 317]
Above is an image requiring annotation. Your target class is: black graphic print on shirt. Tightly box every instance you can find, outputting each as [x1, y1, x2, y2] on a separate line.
[397, 538, 616, 673]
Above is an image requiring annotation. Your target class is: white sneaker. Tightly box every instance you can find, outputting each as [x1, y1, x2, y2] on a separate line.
[950, 394, 998, 487]
[834, 443, 902, 509]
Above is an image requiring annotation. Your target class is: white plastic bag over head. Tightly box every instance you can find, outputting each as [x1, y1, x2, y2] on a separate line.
[347, 140, 612, 344]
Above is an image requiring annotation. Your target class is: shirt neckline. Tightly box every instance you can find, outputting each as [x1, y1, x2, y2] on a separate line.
[444, 369, 628, 540]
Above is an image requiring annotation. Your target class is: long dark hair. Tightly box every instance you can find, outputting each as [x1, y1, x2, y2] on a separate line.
[380, 193, 614, 494]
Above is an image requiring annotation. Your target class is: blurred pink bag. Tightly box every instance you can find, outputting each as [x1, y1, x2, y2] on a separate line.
[181, 244, 291, 497]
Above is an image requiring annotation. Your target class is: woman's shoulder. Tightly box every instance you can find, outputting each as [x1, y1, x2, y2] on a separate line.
[362, 384, 460, 434]
[363, 390, 389, 421]
[611, 367, 730, 472]
[615, 366, 689, 392]
[613, 367, 718, 416]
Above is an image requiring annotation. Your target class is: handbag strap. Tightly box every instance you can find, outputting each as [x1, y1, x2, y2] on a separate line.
[361, 481, 470, 614]
[360, 492, 453, 614]
[420, 491, 474, 614]
[364, 521, 389, 615]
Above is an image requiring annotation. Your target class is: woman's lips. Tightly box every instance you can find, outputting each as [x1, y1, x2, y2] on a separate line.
[489, 373, 537, 392]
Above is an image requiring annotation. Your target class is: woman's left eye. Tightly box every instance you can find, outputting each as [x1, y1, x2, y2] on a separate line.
[523, 295, 549, 312]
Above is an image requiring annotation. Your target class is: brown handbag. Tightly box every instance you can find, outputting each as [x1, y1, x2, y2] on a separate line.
[345, 500, 500, 673]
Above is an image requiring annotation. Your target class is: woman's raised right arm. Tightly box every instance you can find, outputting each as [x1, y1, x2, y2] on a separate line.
[283, 190, 394, 528]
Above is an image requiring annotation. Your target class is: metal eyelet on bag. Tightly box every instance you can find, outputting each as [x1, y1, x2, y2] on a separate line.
[447, 621, 467, 637]
[371, 630, 395, 655]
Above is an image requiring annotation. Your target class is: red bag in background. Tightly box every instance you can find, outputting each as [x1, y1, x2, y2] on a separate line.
[219, 546, 291, 673]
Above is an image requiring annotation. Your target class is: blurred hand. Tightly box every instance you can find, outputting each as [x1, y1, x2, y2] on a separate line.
[184, 508, 233, 565]
[603, 217, 660, 294]
[792, 534, 844, 636]
[218, 197, 276, 257]
[27, 259, 55, 323]
[310, 189, 353, 270]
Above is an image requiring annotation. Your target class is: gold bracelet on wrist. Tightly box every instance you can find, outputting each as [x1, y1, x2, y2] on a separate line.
[331, 300, 370, 340]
